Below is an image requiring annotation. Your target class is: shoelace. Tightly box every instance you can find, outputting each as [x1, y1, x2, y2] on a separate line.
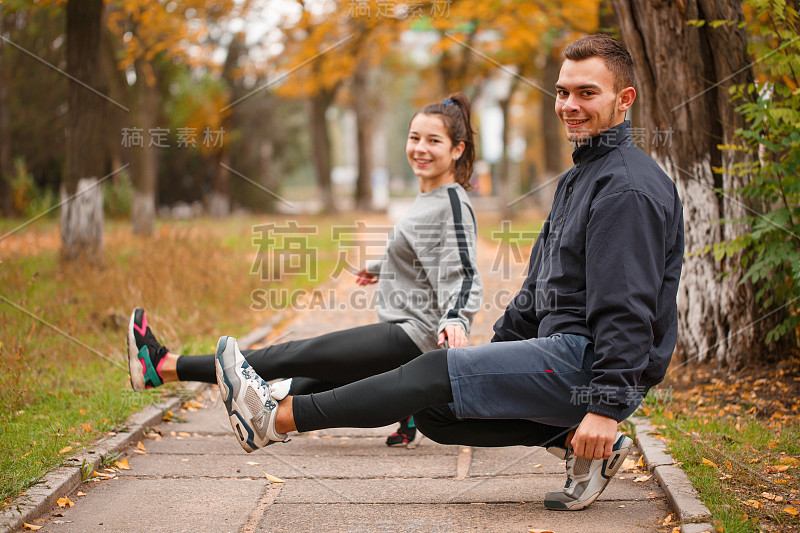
[241, 365, 275, 408]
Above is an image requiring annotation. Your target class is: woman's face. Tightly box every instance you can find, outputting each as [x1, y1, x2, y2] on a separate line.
[406, 113, 464, 188]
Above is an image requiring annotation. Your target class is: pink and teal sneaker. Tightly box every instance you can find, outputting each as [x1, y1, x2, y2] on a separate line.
[127, 308, 169, 391]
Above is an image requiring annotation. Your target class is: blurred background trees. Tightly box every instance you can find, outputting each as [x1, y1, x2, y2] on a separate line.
[1, 0, 798, 366]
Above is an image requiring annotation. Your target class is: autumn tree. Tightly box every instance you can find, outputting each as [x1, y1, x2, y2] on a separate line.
[610, 0, 792, 366]
[106, 0, 246, 230]
[275, 1, 402, 212]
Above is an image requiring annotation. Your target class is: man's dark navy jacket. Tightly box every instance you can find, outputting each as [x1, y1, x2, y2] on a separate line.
[492, 121, 684, 422]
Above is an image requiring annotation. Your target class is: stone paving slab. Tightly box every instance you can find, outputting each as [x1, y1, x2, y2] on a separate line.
[258, 501, 668, 533]
[141, 433, 460, 457]
[116, 452, 459, 480]
[272, 475, 663, 505]
[469, 446, 565, 475]
[50, 478, 265, 533]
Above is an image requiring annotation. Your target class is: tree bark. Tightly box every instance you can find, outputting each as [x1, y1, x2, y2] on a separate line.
[353, 59, 373, 211]
[611, 0, 789, 366]
[497, 74, 521, 220]
[209, 34, 246, 218]
[0, 7, 12, 216]
[308, 90, 336, 213]
[130, 63, 158, 235]
[537, 49, 566, 212]
[63, 0, 105, 262]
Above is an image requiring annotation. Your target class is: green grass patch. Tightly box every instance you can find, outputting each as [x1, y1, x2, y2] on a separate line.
[643, 368, 800, 532]
[0, 215, 353, 506]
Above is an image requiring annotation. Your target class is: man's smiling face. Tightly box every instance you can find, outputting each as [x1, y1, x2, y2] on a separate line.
[555, 57, 633, 143]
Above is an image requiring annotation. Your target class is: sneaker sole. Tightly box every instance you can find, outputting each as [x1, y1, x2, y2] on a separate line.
[215, 336, 258, 453]
[544, 435, 633, 511]
[126, 309, 146, 391]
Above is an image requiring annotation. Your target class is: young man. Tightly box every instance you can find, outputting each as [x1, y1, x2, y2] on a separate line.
[216, 34, 684, 511]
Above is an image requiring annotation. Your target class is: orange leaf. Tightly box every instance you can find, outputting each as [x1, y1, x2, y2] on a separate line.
[58, 446, 73, 455]
[57, 497, 74, 508]
[137, 441, 146, 452]
[784, 507, 799, 516]
[23, 524, 42, 530]
[115, 459, 130, 470]
[701, 458, 718, 468]
[81, 423, 92, 432]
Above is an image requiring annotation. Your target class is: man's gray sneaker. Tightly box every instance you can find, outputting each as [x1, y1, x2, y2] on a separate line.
[215, 336, 287, 453]
[544, 431, 633, 511]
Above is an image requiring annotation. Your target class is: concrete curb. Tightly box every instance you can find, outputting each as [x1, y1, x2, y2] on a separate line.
[631, 416, 714, 533]
[0, 382, 205, 533]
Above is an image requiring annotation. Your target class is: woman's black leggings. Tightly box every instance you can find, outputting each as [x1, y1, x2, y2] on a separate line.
[293, 348, 570, 449]
[175, 322, 422, 394]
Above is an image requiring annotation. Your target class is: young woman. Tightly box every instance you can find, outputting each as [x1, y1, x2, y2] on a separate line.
[128, 93, 483, 446]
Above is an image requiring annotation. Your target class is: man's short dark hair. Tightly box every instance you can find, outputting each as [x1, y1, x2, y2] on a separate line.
[563, 34, 636, 93]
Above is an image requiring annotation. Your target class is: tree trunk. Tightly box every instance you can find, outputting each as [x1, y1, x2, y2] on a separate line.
[0, 7, 12, 216]
[353, 59, 373, 211]
[308, 91, 336, 213]
[538, 49, 566, 212]
[497, 74, 520, 220]
[130, 65, 158, 235]
[208, 34, 245, 218]
[63, 0, 105, 262]
[611, 0, 789, 366]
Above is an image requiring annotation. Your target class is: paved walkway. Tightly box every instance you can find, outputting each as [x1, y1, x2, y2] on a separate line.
[29, 232, 671, 532]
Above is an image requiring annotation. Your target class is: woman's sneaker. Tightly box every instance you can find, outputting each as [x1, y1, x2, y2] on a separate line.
[127, 308, 169, 391]
[386, 416, 416, 447]
[544, 431, 633, 511]
[215, 336, 287, 453]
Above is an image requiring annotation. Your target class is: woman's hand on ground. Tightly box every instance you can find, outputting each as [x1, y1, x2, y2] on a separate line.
[438, 324, 467, 348]
[354, 268, 378, 286]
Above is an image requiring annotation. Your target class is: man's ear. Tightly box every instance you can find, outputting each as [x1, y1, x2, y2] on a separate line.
[618, 86, 636, 113]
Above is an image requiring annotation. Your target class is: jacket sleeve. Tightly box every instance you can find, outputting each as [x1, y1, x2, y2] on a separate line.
[584, 189, 666, 421]
[418, 202, 483, 340]
[491, 215, 550, 342]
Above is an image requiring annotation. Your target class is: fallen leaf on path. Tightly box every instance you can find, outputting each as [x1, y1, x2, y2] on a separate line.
[264, 473, 285, 483]
[22, 524, 42, 530]
[527, 529, 554, 533]
[178, 432, 191, 438]
[76, 492, 86, 497]
[246, 461, 260, 466]
[137, 441, 146, 451]
[57, 497, 74, 508]
[634, 475, 652, 482]
[622, 457, 637, 471]
[637, 456, 645, 468]
[115, 459, 130, 470]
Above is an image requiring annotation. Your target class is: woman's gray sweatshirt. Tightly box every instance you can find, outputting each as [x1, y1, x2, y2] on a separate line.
[367, 183, 483, 352]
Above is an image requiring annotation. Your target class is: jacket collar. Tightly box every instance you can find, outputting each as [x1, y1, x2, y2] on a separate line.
[571, 121, 632, 165]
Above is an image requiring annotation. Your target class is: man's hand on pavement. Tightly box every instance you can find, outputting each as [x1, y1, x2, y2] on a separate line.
[571, 412, 618, 460]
